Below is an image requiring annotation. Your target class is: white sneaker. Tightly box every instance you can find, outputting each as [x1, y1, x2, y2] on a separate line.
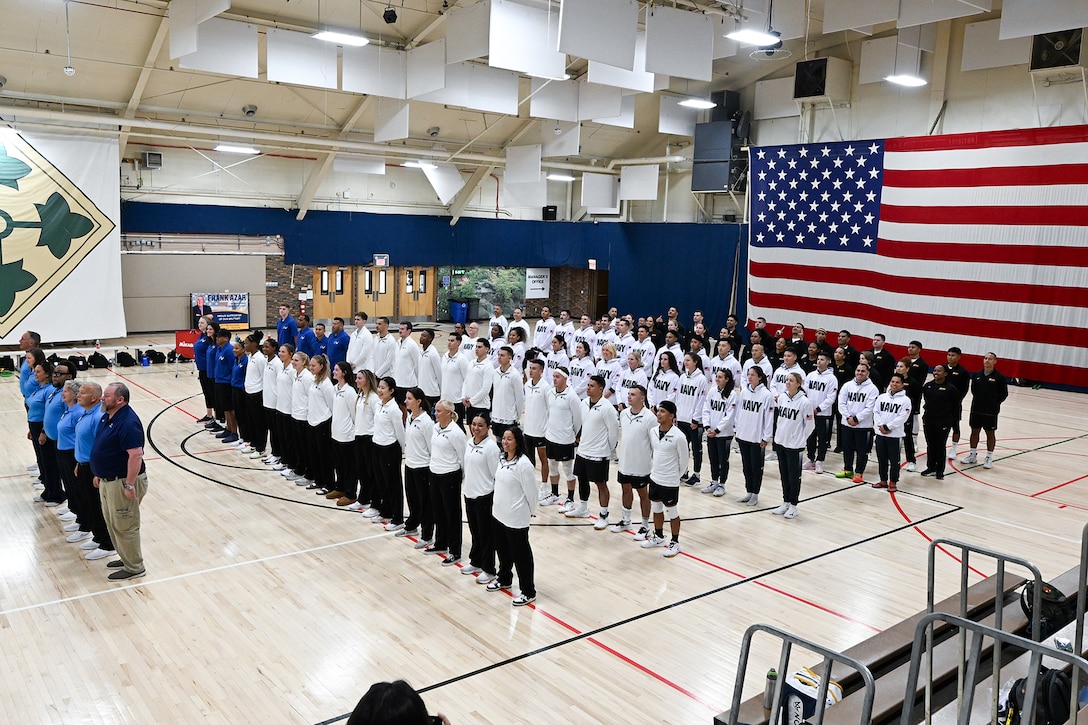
[712, 483, 726, 497]
[476, 572, 496, 585]
[66, 531, 92, 543]
[58, 511, 77, 521]
[906, 462, 917, 472]
[55, 506, 70, 515]
[362, 508, 381, 518]
[239, 446, 254, 454]
[27, 463, 39, 473]
[814, 461, 824, 474]
[784, 504, 798, 519]
[62, 522, 80, 532]
[294, 477, 312, 486]
[565, 501, 590, 518]
[610, 520, 633, 533]
[983, 457, 993, 469]
[345, 501, 364, 511]
[593, 516, 610, 530]
[772, 503, 789, 515]
[33, 494, 45, 503]
[384, 521, 405, 532]
[33, 482, 45, 490]
[633, 525, 650, 541]
[80, 539, 101, 550]
[947, 444, 957, 460]
[736, 493, 753, 503]
[746, 494, 759, 507]
[640, 534, 665, 549]
[461, 565, 482, 575]
[557, 499, 575, 513]
[248, 450, 264, 459]
[663, 541, 680, 558]
[802, 460, 816, 471]
[85, 548, 115, 560]
[701, 480, 718, 494]
[413, 538, 434, 550]
[539, 493, 560, 506]
[961, 451, 978, 464]
[764, 450, 777, 461]
[278, 468, 295, 477]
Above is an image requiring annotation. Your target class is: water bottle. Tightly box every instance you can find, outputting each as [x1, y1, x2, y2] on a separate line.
[141, 352, 150, 366]
[763, 668, 778, 710]
[95, 339, 100, 349]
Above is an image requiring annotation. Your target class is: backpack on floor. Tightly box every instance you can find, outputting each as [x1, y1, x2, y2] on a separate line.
[1020, 580, 1078, 640]
[88, 351, 111, 368]
[1001, 667, 1071, 725]
[116, 351, 138, 367]
[147, 349, 167, 364]
[0, 355, 15, 372]
[67, 354, 90, 371]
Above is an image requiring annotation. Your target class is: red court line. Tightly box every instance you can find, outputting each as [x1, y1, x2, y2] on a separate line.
[951, 463, 1088, 512]
[112, 370, 201, 421]
[889, 489, 989, 579]
[1031, 472, 1088, 498]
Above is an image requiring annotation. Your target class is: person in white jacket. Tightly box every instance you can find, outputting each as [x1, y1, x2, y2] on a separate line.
[463, 413, 501, 584]
[569, 341, 597, 401]
[734, 367, 776, 506]
[616, 352, 649, 412]
[273, 346, 299, 477]
[285, 351, 314, 484]
[372, 377, 406, 530]
[544, 368, 583, 509]
[836, 363, 879, 483]
[461, 338, 495, 424]
[872, 373, 912, 492]
[490, 346, 525, 441]
[640, 400, 689, 558]
[430, 400, 467, 565]
[676, 353, 708, 488]
[327, 361, 359, 506]
[346, 311, 372, 374]
[521, 359, 551, 500]
[260, 338, 284, 466]
[616, 384, 655, 538]
[441, 332, 470, 425]
[418, 330, 443, 403]
[306, 355, 336, 493]
[400, 388, 435, 546]
[649, 350, 680, 410]
[803, 352, 839, 474]
[370, 317, 396, 379]
[773, 373, 816, 519]
[488, 426, 539, 607]
[701, 369, 738, 497]
[354, 369, 381, 515]
[568, 375, 619, 524]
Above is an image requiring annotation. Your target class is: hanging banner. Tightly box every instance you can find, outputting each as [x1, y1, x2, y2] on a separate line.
[0, 130, 123, 344]
[192, 292, 250, 331]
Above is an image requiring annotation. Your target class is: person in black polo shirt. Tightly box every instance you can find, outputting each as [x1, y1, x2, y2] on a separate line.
[90, 382, 149, 581]
[944, 346, 971, 461]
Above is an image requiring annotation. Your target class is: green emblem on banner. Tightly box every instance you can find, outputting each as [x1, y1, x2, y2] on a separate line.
[0, 134, 115, 336]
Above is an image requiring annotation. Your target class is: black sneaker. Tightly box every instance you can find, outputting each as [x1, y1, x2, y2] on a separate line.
[106, 560, 125, 568]
[920, 469, 936, 477]
[108, 569, 146, 581]
[197, 415, 213, 424]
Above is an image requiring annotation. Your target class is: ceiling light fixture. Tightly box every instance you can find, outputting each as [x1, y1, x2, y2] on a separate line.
[215, 144, 260, 155]
[312, 30, 370, 47]
[546, 174, 576, 182]
[403, 160, 436, 169]
[884, 32, 927, 87]
[726, 28, 780, 46]
[884, 74, 927, 87]
[679, 98, 717, 109]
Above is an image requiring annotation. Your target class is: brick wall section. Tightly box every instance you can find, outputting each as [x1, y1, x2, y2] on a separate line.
[521, 267, 593, 319]
[265, 257, 317, 326]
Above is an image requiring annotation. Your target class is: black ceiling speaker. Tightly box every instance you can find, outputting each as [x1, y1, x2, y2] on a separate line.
[794, 58, 829, 98]
[1030, 29, 1083, 71]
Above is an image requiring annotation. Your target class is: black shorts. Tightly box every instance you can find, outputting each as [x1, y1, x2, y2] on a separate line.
[617, 472, 651, 489]
[648, 482, 679, 506]
[574, 456, 609, 483]
[545, 440, 575, 461]
[969, 411, 999, 431]
[215, 382, 234, 412]
[524, 434, 547, 450]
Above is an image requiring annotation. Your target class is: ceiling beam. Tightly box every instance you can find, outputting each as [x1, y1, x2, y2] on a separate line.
[118, 14, 169, 161]
[447, 164, 495, 226]
[295, 96, 375, 220]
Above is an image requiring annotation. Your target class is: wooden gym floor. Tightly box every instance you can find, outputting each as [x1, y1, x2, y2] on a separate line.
[1, 344, 1086, 724]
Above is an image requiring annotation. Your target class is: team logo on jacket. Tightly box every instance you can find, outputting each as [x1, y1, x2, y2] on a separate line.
[0, 134, 115, 336]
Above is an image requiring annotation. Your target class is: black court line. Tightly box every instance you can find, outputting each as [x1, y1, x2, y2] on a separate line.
[313, 505, 961, 725]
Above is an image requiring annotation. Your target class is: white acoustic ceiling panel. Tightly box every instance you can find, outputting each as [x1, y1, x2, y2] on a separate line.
[558, 0, 638, 70]
[407, 40, 446, 99]
[594, 94, 636, 129]
[267, 28, 337, 90]
[577, 82, 623, 121]
[582, 172, 619, 209]
[753, 77, 800, 119]
[961, 18, 1031, 72]
[1000, 0, 1088, 40]
[823, 0, 898, 34]
[898, 0, 990, 28]
[343, 46, 407, 99]
[503, 173, 547, 208]
[416, 63, 519, 115]
[422, 163, 466, 205]
[506, 144, 542, 184]
[178, 18, 258, 79]
[541, 121, 580, 156]
[645, 6, 714, 82]
[169, 0, 229, 58]
[731, 0, 806, 41]
[588, 33, 667, 93]
[529, 79, 580, 123]
[374, 99, 409, 143]
[488, 0, 566, 79]
[859, 35, 899, 84]
[618, 164, 659, 201]
[445, 1, 490, 64]
[658, 94, 700, 136]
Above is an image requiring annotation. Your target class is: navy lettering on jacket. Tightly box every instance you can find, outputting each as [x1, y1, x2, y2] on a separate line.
[847, 391, 869, 402]
[680, 384, 699, 396]
[880, 401, 905, 414]
[778, 407, 800, 421]
[742, 399, 764, 412]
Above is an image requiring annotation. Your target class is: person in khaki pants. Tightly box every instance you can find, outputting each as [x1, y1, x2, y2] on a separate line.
[89, 382, 149, 581]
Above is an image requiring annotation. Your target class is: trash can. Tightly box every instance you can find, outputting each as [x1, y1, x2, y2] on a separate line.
[450, 300, 469, 324]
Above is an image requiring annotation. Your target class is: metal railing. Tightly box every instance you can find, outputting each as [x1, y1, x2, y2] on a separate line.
[726, 623, 875, 725]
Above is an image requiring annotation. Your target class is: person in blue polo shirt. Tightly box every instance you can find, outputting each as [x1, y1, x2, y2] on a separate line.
[90, 382, 148, 581]
[42, 360, 76, 512]
[203, 322, 225, 433]
[212, 328, 239, 444]
[297, 314, 318, 358]
[74, 382, 115, 561]
[193, 315, 216, 424]
[276, 304, 299, 348]
[327, 317, 350, 367]
[26, 356, 59, 504]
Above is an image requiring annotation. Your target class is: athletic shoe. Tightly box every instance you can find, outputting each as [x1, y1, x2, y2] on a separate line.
[512, 594, 535, 606]
[314, 487, 329, 495]
[85, 547, 115, 561]
[273, 464, 288, 472]
[947, 445, 957, 460]
[564, 501, 590, 518]
[239, 446, 254, 454]
[679, 473, 690, 485]
[106, 560, 125, 568]
[298, 479, 316, 488]
[346, 501, 364, 511]
[62, 522, 80, 532]
[961, 451, 978, 464]
[783, 504, 798, 519]
[336, 497, 356, 507]
[66, 531, 92, 543]
[476, 572, 497, 585]
[983, 457, 993, 469]
[55, 506, 70, 515]
[232, 440, 246, 449]
[701, 480, 718, 494]
[920, 469, 936, 477]
[80, 539, 100, 550]
[461, 565, 482, 575]
[852, 474, 864, 484]
[362, 508, 381, 518]
[935, 474, 945, 481]
[486, 580, 511, 592]
[441, 556, 461, 567]
[107, 569, 146, 581]
[383, 521, 404, 532]
[764, 450, 777, 461]
[593, 517, 610, 530]
[539, 493, 560, 506]
[736, 493, 753, 503]
[771, 503, 789, 515]
[33, 494, 45, 503]
[835, 470, 853, 479]
[196, 415, 213, 424]
[557, 499, 576, 514]
[686, 474, 701, 487]
[423, 546, 448, 555]
[44, 500, 62, 508]
[633, 526, 650, 541]
[906, 462, 917, 472]
[872, 481, 889, 489]
[609, 520, 633, 533]
[221, 434, 239, 444]
[204, 422, 222, 431]
[394, 527, 419, 538]
[802, 460, 816, 471]
[814, 461, 824, 474]
[26, 463, 39, 473]
[32, 482, 44, 490]
[214, 430, 231, 439]
[413, 539, 433, 550]
[746, 494, 759, 507]
[712, 483, 726, 497]
[248, 451, 264, 459]
[640, 534, 665, 549]
[663, 541, 680, 558]
[58, 511, 77, 522]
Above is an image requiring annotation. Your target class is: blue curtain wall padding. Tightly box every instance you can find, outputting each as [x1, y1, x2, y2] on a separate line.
[121, 202, 744, 328]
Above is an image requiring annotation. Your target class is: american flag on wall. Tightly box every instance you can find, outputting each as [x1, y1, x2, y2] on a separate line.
[746, 125, 1088, 387]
